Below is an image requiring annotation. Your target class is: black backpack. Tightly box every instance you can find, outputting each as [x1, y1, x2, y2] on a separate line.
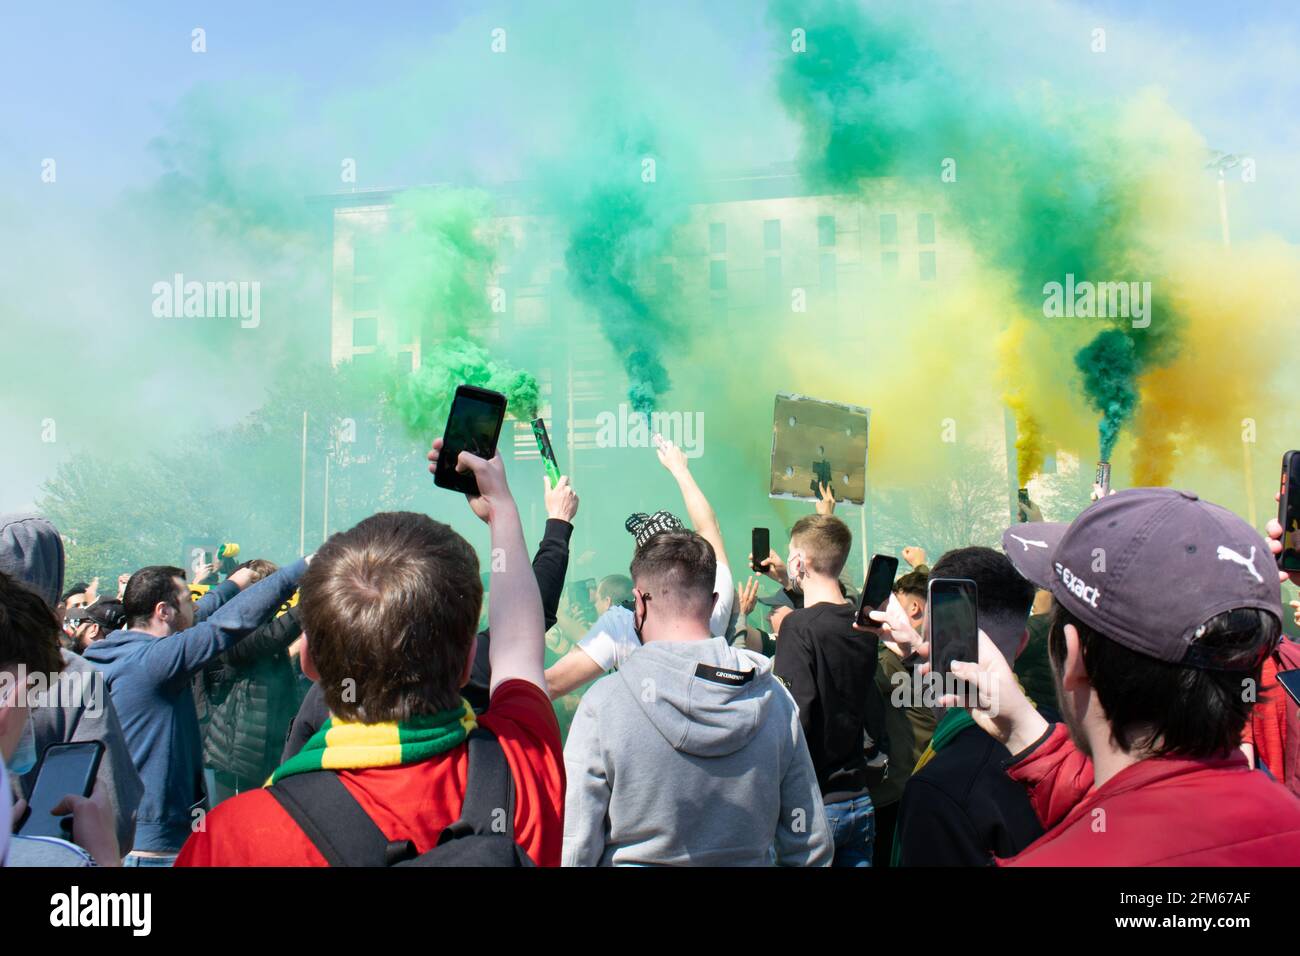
[268, 727, 533, 866]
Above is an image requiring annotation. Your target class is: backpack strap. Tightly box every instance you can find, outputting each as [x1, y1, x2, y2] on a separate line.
[269, 772, 414, 867]
[437, 727, 516, 845]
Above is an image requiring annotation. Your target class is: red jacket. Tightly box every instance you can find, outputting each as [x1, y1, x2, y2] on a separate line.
[997, 723, 1300, 866]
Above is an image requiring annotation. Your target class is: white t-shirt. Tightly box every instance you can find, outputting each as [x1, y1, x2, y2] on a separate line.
[577, 561, 734, 671]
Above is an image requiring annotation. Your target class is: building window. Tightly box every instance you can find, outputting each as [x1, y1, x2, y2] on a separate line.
[763, 219, 782, 252]
[879, 214, 898, 245]
[352, 316, 378, 347]
[818, 215, 836, 247]
[353, 281, 379, 313]
[881, 250, 899, 276]
[919, 250, 937, 281]
[917, 213, 936, 245]
[352, 239, 377, 278]
[709, 222, 727, 255]
[709, 259, 727, 291]
[819, 253, 837, 292]
[764, 256, 782, 299]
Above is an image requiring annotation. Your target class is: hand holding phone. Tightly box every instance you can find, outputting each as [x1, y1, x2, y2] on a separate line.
[856, 554, 900, 628]
[427, 437, 512, 524]
[431, 385, 508, 497]
[928, 577, 979, 705]
[17, 741, 104, 840]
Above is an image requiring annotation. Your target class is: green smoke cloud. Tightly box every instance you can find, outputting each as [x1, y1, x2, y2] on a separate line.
[392, 337, 539, 435]
[1074, 330, 1139, 460]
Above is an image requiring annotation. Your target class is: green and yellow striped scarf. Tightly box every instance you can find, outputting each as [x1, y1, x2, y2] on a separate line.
[267, 700, 477, 785]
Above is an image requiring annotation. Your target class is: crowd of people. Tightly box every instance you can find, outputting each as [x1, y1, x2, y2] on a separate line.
[3, 433, 1300, 867]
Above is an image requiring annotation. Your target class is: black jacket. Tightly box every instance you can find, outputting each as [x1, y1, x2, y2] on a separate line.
[281, 518, 573, 763]
[772, 601, 878, 802]
[201, 606, 304, 785]
[894, 721, 1046, 866]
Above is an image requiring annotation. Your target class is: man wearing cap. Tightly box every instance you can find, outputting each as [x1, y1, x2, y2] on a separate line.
[545, 436, 734, 698]
[953, 488, 1300, 864]
[64, 599, 127, 654]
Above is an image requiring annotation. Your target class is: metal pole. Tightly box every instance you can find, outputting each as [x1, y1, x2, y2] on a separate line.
[299, 411, 308, 555]
[323, 454, 331, 543]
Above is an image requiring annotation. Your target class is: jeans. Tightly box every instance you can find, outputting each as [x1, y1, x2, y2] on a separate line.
[823, 794, 875, 867]
[123, 852, 178, 867]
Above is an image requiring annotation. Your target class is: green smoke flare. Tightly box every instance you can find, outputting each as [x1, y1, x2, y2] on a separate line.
[1075, 330, 1139, 460]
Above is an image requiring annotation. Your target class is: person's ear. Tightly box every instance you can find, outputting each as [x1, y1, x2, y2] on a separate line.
[459, 633, 478, 687]
[1060, 623, 1088, 691]
[300, 632, 320, 682]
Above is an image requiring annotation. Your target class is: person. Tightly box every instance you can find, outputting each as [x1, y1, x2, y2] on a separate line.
[891, 546, 1045, 866]
[1, 570, 121, 866]
[63, 598, 127, 654]
[0, 512, 143, 854]
[562, 530, 832, 866]
[84, 557, 305, 865]
[177, 440, 564, 866]
[545, 436, 734, 699]
[768, 514, 877, 866]
[594, 574, 633, 616]
[867, 567, 935, 867]
[734, 576, 794, 657]
[955, 488, 1300, 865]
[199, 560, 305, 803]
[280, 473, 579, 759]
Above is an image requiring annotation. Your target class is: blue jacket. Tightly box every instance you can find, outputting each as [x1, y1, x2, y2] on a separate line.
[83, 560, 307, 852]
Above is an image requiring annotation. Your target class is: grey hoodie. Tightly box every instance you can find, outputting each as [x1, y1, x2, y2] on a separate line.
[0, 512, 144, 853]
[562, 636, 832, 866]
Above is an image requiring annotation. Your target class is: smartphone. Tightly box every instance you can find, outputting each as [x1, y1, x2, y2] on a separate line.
[1278, 451, 1300, 572]
[1278, 668, 1300, 707]
[433, 386, 508, 497]
[530, 417, 562, 488]
[928, 578, 979, 702]
[751, 528, 770, 573]
[16, 740, 105, 839]
[856, 554, 900, 627]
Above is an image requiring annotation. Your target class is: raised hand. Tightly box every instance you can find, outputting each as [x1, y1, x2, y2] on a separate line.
[902, 546, 927, 569]
[427, 437, 513, 524]
[737, 576, 760, 617]
[815, 482, 836, 515]
[544, 474, 579, 523]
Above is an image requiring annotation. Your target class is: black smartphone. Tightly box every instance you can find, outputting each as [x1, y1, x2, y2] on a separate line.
[17, 740, 105, 839]
[856, 554, 900, 627]
[1278, 451, 1300, 572]
[1278, 668, 1300, 707]
[751, 528, 770, 573]
[928, 577, 979, 702]
[433, 385, 508, 497]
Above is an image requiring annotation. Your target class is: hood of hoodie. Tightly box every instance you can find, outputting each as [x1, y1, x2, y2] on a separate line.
[0, 513, 65, 609]
[617, 636, 779, 758]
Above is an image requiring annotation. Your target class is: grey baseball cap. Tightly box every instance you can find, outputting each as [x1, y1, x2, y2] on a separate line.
[1001, 487, 1282, 669]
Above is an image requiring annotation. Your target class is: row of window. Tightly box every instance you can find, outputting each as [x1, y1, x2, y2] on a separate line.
[707, 213, 935, 255]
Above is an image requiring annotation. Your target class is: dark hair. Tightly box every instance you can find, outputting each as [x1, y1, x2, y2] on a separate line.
[232, 558, 278, 583]
[0, 570, 64, 675]
[1048, 604, 1279, 758]
[597, 574, 633, 606]
[122, 566, 187, 628]
[931, 546, 1035, 640]
[62, 582, 91, 603]
[790, 515, 853, 577]
[301, 512, 481, 722]
[894, 568, 929, 599]
[630, 531, 717, 620]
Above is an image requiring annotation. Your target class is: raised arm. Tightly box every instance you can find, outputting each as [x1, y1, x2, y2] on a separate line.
[427, 438, 545, 695]
[653, 435, 727, 568]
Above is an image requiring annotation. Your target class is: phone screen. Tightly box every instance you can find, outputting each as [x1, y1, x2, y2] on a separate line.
[18, 741, 104, 839]
[857, 554, 900, 626]
[751, 528, 770, 573]
[1279, 452, 1300, 572]
[434, 387, 507, 496]
[1277, 668, 1300, 707]
[928, 578, 979, 696]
